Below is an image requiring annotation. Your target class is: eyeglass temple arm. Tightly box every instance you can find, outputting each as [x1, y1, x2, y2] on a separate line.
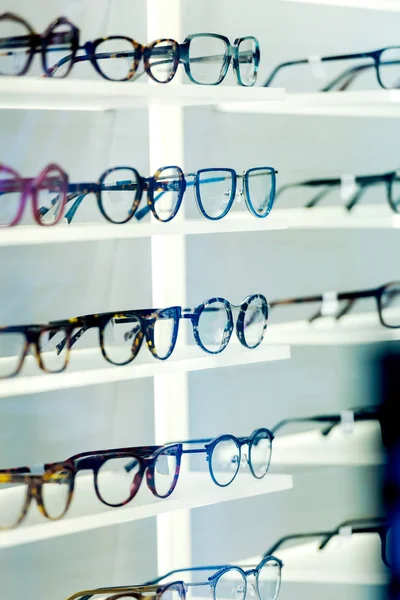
[0, 31, 74, 51]
[271, 287, 378, 309]
[144, 565, 229, 586]
[66, 587, 160, 600]
[318, 518, 387, 551]
[44, 49, 135, 77]
[263, 531, 333, 557]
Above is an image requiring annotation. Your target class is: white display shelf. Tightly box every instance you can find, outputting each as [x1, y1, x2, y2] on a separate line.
[218, 91, 400, 118]
[281, 0, 400, 10]
[1, 206, 398, 248]
[0, 342, 290, 398]
[267, 311, 400, 345]
[273, 421, 385, 466]
[0, 472, 292, 549]
[240, 533, 389, 585]
[0, 214, 288, 247]
[0, 77, 285, 111]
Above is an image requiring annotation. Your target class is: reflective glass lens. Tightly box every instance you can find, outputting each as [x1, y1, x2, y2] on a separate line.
[147, 40, 178, 83]
[0, 476, 28, 528]
[153, 445, 179, 497]
[0, 331, 26, 378]
[246, 168, 275, 217]
[197, 300, 231, 353]
[249, 430, 272, 478]
[242, 296, 268, 348]
[257, 559, 281, 600]
[36, 165, 68, 225]
[210, 437, 240, 486]
[94, 37, 139, 81]
[99, 168, 141, 224]
[43, 21, 76, 78]
[151, 167, 183, 221]
[237, 37, 258, 86]
[41, 467, 72, 519]
[152, 309, 178, 359]
[38, 328, 70, 373]
[385, 527, 393, 567]
[97, 456, 142, 506]
[0, 167, 23, 226]
[389, 174, 400, 213]
[215, 568, 246, 600]
[187, 35, 228, 84]
[102, 314, 143, 365]
[380, 282, 400, 327]
[196, 169, 235, 219]
[0, 15, 31, 75]
[378, 47, 400, 89]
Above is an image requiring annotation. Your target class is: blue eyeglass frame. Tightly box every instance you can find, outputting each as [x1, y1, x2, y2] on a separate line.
[143, 555, 283, 600]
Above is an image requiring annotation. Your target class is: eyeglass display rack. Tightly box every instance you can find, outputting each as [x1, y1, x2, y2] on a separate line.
[0, 0, 396, 597]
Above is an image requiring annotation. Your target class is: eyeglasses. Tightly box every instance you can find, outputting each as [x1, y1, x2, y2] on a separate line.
[0, 464, 74, 529]
[0, 294, 268, 379]
[0, 163, 68, 227]
[35, 166, 276, 227]
[276, 170, 400, 214]
[262, 47, 400, 91]
[264, 517, 391, 568]
[0, 322, 74, 379]
[47, 32, 260, 86]
[0, 12, 79, 78]
[270, 282, 400, 329]
[272, 405, 382, 437]
[0, 429, 273, 528]
[64, 556, 282, 600]
[142, 556, 283, 600]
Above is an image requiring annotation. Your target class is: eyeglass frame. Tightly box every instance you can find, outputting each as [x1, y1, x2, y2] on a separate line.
[0, 12, 80, 78]
[0, 463, 74, 529]
[275, 170, 400, 214]
[0, 162, 68, 227]
[262, 46, 400, 91]
[44, 31, 260, 86]
[143, 555, 283, 600]
[263, 517, 391, 568]
[270, 282, 400, 329]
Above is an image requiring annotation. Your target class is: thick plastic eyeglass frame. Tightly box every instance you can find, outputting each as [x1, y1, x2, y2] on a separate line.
[276, 170, 400, 214]
[65, 581, 185, 600]
[0, 463, 74, 529]
[41, 29, 260, 86]
[270, 282, 400, 329]
[0, 12, 80, 77]
[143, 555, 283, 600]
[0, 163, 68, 226]
[0, 322, 73, 378]
[263, 517, 391, 568]
[272, 405, 382, 437]
[262, 47, 400, 91]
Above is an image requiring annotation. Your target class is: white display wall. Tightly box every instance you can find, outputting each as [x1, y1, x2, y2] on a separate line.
[0, 1, 397, 600]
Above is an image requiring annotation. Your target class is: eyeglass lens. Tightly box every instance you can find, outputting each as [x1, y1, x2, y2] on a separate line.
[215, 568, 247, 600]
[210, 438, 241, 486]
[257, 559, 281, 600]
[237, 38, 258, 86]
[197, 300, 231, 352]
[152, 166, 183, 221]
[0, 16, 31, 76]
[99, 167, 141, 224]
[92, 38, 138, 81]
[43, 21, 75, 78]
[378, 48, 400, 89]
[188, 35, 228, 85]
[0, 477, 28, 528]
[380, 283, 400, 327]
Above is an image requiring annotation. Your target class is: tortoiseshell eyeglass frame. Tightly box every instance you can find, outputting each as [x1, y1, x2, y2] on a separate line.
[270, 282, 400, 329]
[47, 293, 267, 369]
[0, 463, 74, 530]
[65, 581, 185, 600]
[0, 12, 80, 77]
[45, 31, 260, 86]
[262, 46, 400, 91]
[275, 169, 400, 214]
[0, 322, 73, 379]
[0, 162, 68, 227]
